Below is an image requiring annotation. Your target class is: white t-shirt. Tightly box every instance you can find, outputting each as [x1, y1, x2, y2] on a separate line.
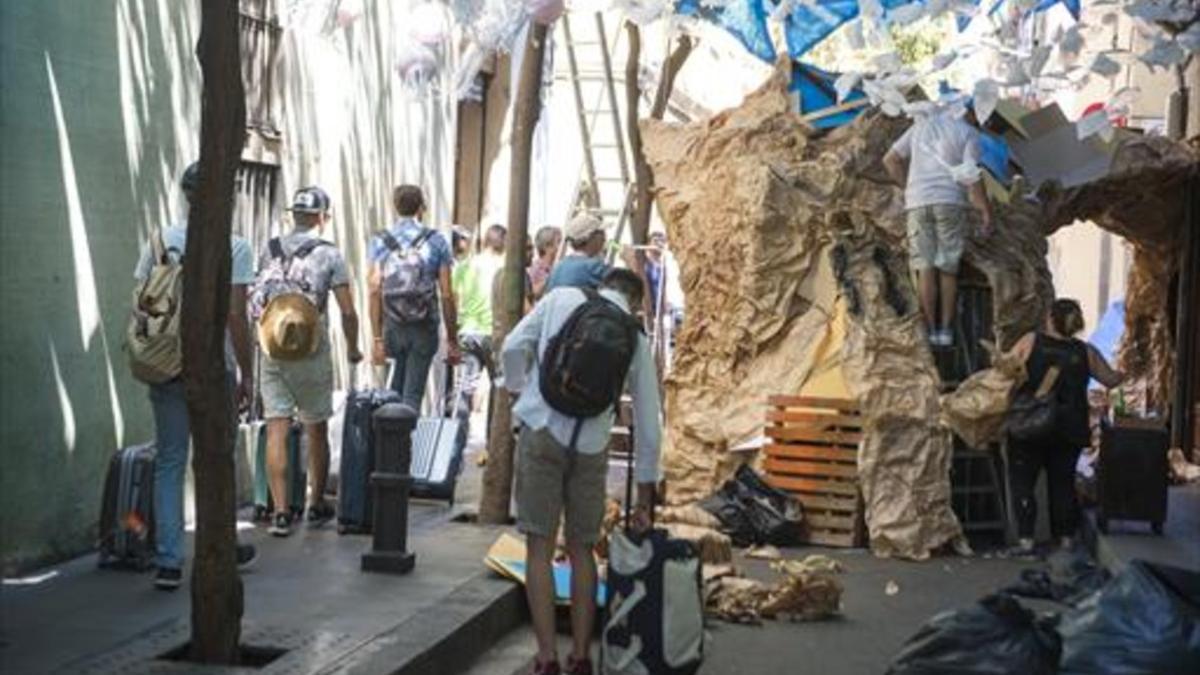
[889, 113, 982, 210]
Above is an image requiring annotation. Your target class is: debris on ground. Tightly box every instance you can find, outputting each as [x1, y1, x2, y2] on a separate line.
[662, 523, 733, 565]
[885, 580, 900, 596]
[745, 545, 782, 561]
[1002, 548, 1110, 606]
[704, 553, 845, 624]
[1169, 447, 1200, 484]
[658, 503, 724, 530]
[697, 465, 805, 547]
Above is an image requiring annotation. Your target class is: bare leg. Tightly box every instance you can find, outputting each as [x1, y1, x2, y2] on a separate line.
[567, 541, 598, 664]
[526, 534, 559, 666]
[305, 421, 330, 506]
[919, 268, 939, 331]
[265, 418, 291, 515]
[939, 269, 959, 332]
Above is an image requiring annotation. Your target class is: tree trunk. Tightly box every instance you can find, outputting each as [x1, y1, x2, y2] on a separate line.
[479, 22, 549, 524]
[183, 0, 245, 663]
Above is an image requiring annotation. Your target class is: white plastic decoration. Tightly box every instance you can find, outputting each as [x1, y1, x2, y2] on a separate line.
[1140, 36, 1187, 70]
[888, 3, 926, 26]
[1089, 53, 1122, 78]
[931, 49, 959, 72]
[1177, 22, 1200, 53]
[395, 41, 439, 90]
[1125, 0, 1195, 23]
[1076, 110, 1113, 142]
[834, 71, 862, 103]
[525, 0, 565, 24]
[410, 1, 450, 46]
[972, 79, 1000, 124]
[616, 0, 673, 25]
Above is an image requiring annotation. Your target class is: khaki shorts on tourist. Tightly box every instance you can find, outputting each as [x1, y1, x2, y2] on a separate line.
[906, 204, 970, 274]
[515, 425, 608, 546]
[261, 335, 334, 424]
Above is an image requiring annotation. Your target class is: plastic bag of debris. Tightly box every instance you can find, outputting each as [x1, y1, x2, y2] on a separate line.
[698, 465, 805, 547]
[886, 594, 1060, 675]
[1059, 560, 1200, 674]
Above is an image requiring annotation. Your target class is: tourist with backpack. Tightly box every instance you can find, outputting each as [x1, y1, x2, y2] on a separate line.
[128, 162, 257, 589]
[368, 184, 460, 409]
[501, 268, 662, 675]
[253, 186, 362, 537]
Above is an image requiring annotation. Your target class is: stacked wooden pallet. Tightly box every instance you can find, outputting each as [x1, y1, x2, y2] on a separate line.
[763, 396, 866, 548]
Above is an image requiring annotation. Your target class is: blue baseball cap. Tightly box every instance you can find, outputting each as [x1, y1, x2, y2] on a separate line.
[289, 186, 331, 213]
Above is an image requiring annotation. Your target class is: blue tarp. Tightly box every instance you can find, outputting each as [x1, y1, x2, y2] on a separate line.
[978, 131, 1012, 183]
[676, 0, 776, 63]
[1089, 300, 1125, 365]
[780, 0, 916, 58]
[791, 61, 866, 129]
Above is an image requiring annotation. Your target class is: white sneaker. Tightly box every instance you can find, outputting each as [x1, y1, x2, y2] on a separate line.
[928, 329, 951, 347]
[939, 328, 954, 347]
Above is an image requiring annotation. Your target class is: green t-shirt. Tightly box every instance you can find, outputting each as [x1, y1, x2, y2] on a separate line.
[453, 255, 492, 336]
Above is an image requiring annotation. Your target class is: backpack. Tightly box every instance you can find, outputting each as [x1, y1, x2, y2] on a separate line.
[538, 288, 642, 420]
[379, 229, 438, 323]
[250, 237, 330, 358]
[126, 231, 184, 384]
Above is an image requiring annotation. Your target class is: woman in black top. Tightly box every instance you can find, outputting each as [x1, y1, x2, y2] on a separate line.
[1007, 299, 1124, 555]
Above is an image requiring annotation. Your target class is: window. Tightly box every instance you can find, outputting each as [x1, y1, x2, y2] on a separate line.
[240, 0, 283, 137]
[233, 162, 281, 247]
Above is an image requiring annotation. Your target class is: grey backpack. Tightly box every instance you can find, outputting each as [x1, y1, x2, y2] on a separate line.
[379, 229, 437, 323]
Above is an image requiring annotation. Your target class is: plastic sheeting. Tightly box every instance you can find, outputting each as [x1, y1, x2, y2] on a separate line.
[676, 0, 776, 63]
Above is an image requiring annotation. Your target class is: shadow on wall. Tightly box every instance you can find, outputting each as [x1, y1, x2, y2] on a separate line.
[0, 0, 200, 574]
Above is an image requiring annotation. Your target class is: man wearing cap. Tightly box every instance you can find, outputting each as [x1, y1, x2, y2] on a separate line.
[883, 105, 994, 348]
[543, 213, 609, 294]
[368, 184, 459, 409]
[258, 186, 362, 537]
[133, 163, 258, 590]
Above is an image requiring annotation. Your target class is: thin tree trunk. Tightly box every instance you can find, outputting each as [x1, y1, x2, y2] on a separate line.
[183, 0, 245, 663]
[479, 22, 549, 524]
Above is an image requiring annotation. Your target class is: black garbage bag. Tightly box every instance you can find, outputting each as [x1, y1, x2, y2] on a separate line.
[886, 593, 1061, 675]
[1060, 559, 1200, 674]
[697, 465, 805, 547]
[1004, 548, 1110, 606]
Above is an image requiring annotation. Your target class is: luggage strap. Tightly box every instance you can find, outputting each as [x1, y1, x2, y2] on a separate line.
[602, 581, 647, 671]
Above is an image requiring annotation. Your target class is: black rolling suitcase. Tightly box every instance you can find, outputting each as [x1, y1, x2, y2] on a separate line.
[1097, 419, 1169, 534]
[97, 443, 157, 570]
[602, 428, 705, 675]
[337, 385, 401, 534]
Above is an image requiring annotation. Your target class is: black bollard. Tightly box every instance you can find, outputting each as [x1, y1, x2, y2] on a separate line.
[361, 402, 417, 574]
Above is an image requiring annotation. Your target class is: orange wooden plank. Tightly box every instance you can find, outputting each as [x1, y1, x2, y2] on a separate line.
[791, 494, 860, 514]
[763, 457, 858, 479]
[764, 444, 857, 463]
[766, 475, 859, 497]
[769, 395, 860, 412]
[804, 529, 861, 548]
[804, 512, 858, 531]
[765, 427, 863, 445]
[765, 411, 863, 427]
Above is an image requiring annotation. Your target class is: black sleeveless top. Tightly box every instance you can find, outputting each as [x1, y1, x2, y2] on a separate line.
[1019, 332, 1091, 447]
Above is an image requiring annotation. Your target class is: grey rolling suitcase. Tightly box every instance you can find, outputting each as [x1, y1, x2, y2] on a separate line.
[97, 443, 157, 570]
[410, 364, 467, 503]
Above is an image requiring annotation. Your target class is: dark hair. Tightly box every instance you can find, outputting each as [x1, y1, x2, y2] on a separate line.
[487, 224, 507, 237]
[1050, 298, 1085, 336]
[393, 184, 425, 216]
[601, 268, 644, 307]
[181, 162, 201, 198]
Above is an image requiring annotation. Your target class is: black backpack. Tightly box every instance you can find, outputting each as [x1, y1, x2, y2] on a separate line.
[538, 289, 642, 421]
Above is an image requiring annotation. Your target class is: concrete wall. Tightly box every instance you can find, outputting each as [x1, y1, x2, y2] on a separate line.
[0, 0, 457, 573]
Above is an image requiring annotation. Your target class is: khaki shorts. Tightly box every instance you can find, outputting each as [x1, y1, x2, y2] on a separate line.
[906, 204, 970, 274]
[515, 426, 608, 545]
[261, 336, 334, 423]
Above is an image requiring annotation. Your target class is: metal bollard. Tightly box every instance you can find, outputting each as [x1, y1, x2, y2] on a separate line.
[361, 402, 417, 574]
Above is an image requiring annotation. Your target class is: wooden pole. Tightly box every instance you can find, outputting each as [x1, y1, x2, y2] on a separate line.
[183, 0, 245, 663]
[479, 22, 549, 524]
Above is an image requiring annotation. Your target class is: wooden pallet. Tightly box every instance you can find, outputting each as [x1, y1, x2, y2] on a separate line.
[763, 396, 867, 548]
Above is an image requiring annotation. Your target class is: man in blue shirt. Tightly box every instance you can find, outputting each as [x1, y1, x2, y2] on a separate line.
[544, 212, 609, 293]
[368, 185, 459, 408]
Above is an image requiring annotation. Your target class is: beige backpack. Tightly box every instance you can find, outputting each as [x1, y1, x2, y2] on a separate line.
[126, 231, 184, 384]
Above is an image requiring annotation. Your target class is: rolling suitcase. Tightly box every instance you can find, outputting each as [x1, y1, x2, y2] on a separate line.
[97, 443, 157, 571]
[602, 427, 705, 675]
[337, 385, 401, 534]
[1097, 419, 1169, 534]
[253, 422, 307, 521]
[410, 363, 467, 503]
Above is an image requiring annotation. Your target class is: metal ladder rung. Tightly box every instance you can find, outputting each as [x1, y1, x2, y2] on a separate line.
[594, 176, 625, 182]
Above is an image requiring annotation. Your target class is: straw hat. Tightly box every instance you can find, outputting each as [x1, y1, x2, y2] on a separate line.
[564, 212, 605, 242]
[258, 293, 320, 361]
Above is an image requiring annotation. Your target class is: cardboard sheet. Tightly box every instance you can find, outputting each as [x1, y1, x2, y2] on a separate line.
[484, 533, 606, 605]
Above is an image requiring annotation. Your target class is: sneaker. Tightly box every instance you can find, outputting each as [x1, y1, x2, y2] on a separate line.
[236, 543, 258, 570]
[532, 659, 561, 675]
[939, 328, 955, 347]
[564, 655, 593, 675]
[268, 512, 292, 537]
[154, 567, 183, 591]
[306, 501, 335, 525]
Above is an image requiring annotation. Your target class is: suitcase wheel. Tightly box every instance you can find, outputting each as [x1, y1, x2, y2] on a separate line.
[1151, 521, 1163, 535]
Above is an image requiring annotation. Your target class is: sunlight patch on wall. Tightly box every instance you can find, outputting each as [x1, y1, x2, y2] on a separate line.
[116, 0, 145, 194]
[46, 53, 101, 351]
[100, 331, 126, 449]
[48, 340, 77, 454]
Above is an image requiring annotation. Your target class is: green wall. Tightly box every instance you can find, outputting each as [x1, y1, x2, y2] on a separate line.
[0, 0, 199, 573]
